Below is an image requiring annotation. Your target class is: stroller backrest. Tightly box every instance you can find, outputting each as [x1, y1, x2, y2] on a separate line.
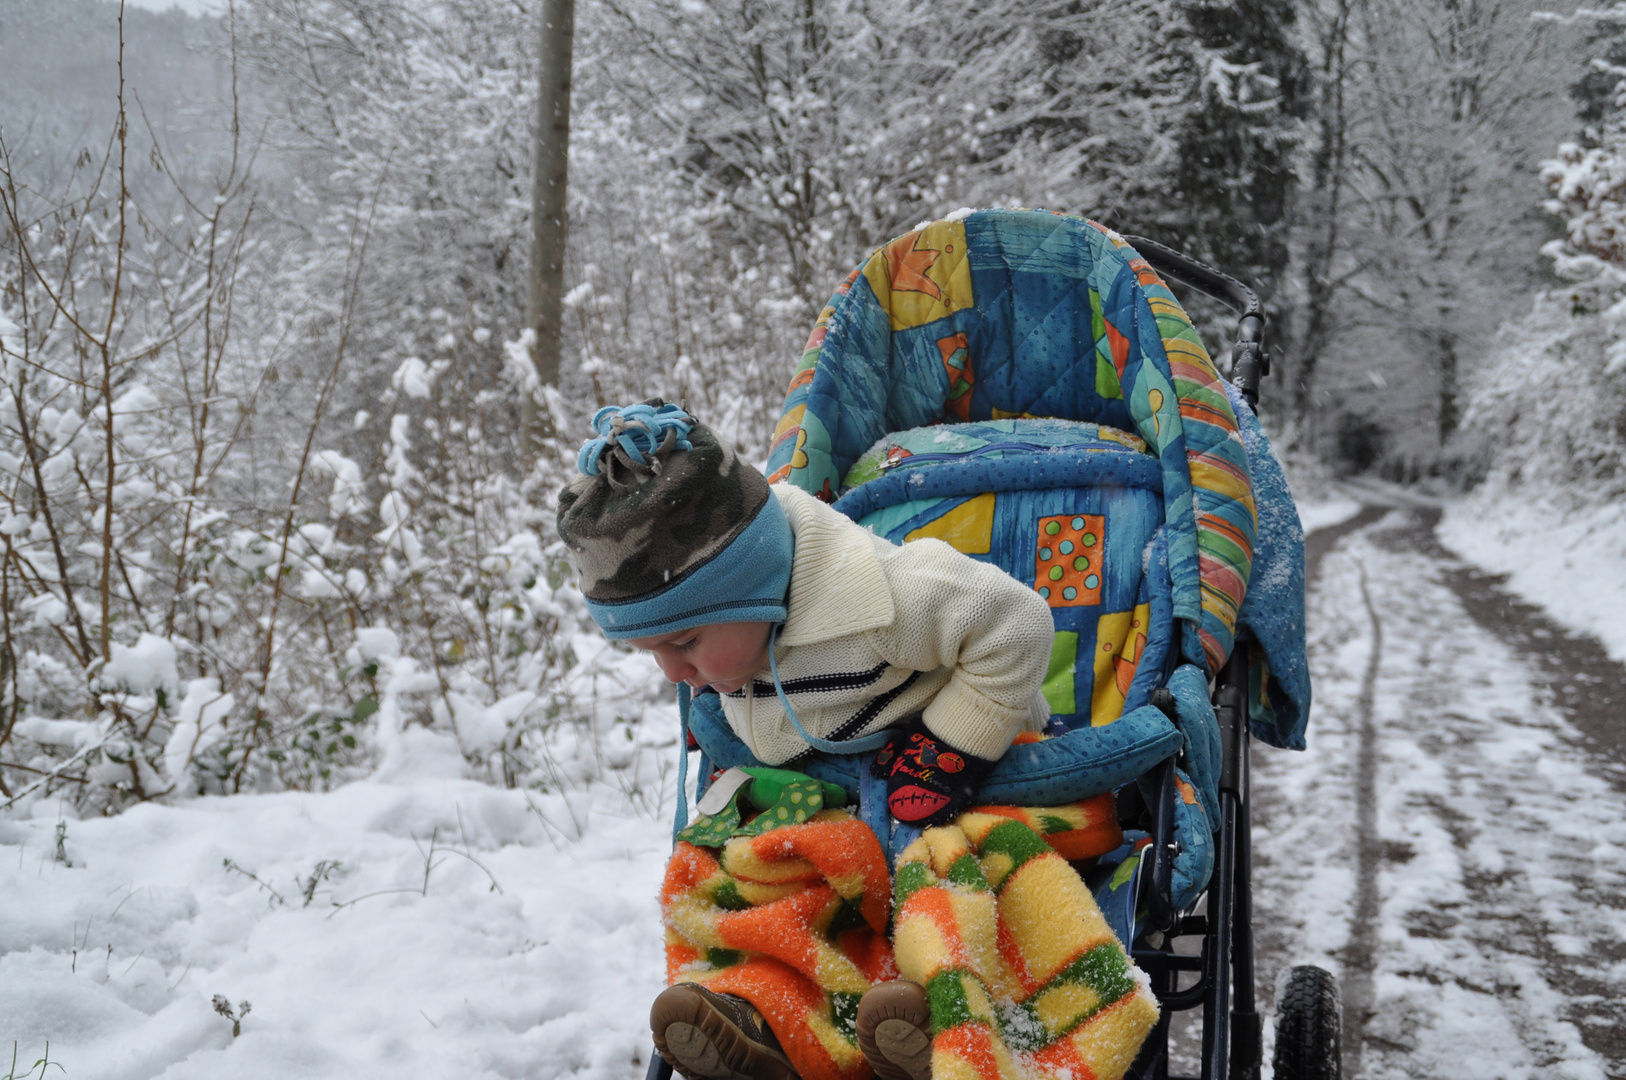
[834, 417, 1178, 732]
[766, 209, 1257, 673]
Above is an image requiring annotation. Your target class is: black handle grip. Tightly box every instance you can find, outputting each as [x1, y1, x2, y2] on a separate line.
[1120, 233, 1271, 411]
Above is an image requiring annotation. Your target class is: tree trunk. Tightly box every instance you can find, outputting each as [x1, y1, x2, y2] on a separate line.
[524, 0, 575, 448]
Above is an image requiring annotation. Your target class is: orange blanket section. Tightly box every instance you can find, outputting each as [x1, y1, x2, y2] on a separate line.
[658, 795, 1127, 1080]
[963, 791, 1123, 861]
[661, 814, 897, 1080]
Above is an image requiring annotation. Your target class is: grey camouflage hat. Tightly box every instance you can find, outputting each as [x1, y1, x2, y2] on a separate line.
[557, 402, 794, 637]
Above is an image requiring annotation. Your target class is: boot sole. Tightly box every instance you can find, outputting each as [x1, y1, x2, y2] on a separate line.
[857, 982, 933, 1080]
[651, 985, 797, 1080]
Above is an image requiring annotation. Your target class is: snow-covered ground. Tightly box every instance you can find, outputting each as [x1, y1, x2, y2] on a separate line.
[1438, 482, 1626, 663]
[1253, 502, 1626, 1079]
[5, 488, 1625, 1079]
[1293, 493, 1366, 535]
[0, 730, 676, 1079]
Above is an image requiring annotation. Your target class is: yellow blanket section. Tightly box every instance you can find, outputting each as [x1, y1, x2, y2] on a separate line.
[891, 813, 1160, 1080]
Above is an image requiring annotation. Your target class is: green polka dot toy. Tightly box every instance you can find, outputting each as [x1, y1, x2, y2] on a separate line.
[676, 767, 848, 848]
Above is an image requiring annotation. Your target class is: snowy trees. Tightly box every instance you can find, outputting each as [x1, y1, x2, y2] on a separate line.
[1139, 0, 1312, 313]
[1460, 4, 1626, 494]
[0, 6, 672, 812]
[2, 0, 1619, 813]
[1287, 0, 1576, 466]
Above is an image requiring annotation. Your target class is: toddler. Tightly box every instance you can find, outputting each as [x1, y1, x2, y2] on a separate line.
[558, 402, 1056, 1080]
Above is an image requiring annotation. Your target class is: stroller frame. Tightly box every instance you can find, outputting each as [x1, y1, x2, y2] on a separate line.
[1117, 236, 1267, 1080]
[644, 234, 1327, 1080]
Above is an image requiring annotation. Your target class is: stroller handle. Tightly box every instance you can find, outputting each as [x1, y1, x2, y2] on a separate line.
[1120, 234, 1270, 410]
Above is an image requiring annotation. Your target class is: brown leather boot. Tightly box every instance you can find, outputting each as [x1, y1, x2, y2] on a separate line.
[856, 980, 933, 1080]
[650, 983, 799, 1080]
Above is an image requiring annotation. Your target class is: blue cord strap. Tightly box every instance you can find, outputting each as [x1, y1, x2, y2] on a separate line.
[768, 624, 895, 755]
[579, 403, 694, 476]
[673, 681, 692, 842]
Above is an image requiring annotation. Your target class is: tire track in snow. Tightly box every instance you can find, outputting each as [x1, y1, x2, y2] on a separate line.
[1341, 565, 1383, 1080]
[1397, 507, 1626, 1069]
[1252, 504, 1626, 1080]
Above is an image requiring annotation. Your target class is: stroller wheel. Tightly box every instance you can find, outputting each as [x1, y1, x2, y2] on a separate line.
[1273, 965, 1341, 1080]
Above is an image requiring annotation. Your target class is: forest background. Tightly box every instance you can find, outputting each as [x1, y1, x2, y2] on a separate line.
[0, 0, 1623, 813]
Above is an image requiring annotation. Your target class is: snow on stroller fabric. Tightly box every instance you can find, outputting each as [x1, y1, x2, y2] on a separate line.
[688, 211, 1307, 883]
[668, 209, 1315, 1080]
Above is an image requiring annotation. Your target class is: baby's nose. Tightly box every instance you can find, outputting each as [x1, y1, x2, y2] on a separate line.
[657, 654, 694, 685]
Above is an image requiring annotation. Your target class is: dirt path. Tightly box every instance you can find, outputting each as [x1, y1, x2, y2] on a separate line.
[1247, 503, 1626, 1079]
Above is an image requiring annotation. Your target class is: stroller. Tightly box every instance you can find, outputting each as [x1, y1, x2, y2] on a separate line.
[647, 209, 1339, 1080]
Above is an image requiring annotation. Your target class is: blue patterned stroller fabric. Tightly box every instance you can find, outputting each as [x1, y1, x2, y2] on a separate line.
[766, 209, 1260, 676]
[687, 209, 1312, 910]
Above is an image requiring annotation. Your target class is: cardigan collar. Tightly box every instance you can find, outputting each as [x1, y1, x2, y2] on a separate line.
[772, 484, 895, 647]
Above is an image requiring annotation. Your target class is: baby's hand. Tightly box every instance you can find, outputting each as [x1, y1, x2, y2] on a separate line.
[872, 718, 991, 827]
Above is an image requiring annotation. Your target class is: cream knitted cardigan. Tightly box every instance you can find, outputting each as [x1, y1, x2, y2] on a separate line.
[719, 484, 1055, 766]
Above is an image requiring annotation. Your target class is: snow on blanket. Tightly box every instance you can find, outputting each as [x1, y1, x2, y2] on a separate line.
[0, 755, 671, 1079]
[661, 804, 1156, 1080]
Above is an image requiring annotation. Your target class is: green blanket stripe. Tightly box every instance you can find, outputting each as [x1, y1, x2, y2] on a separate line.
[894, 860, 934, 910]
[927, 969, 999, 1035]
[948, 852, 992, 891]
[831, 990, 862, 1042]
[979, 819, 1053, 889]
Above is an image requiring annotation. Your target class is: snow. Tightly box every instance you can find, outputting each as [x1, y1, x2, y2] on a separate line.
[1439, 483, 1626, 663]
[392, 357, 437, 401]
[3, 472, 1621, 1077]
[0, 773, 673, 1079]
[310, 452, 366, 519]
[99, 634, 180, 701]
[163, 680, 235, 791]
[1294, 494, 1364, 535]
[1250, 505, 1626, 1079]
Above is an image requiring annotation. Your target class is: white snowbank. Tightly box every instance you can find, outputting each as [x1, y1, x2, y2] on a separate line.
[1439, 481, 1626, 662]
[0, 775, 673, 1079]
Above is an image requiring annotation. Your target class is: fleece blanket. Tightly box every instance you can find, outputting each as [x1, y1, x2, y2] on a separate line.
[659, 795, 1157, 1080]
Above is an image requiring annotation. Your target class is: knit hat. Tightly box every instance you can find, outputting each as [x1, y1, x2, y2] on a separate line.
[557, 401, 795, 639]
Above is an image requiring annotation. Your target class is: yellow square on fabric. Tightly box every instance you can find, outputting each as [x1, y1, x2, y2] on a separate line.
[667, 894, 728, 950]
[932, 1053, 985, 1080]
[863, 221, 974, 331]
[948, 891, 1007, 995]
[907, 493, 995, 555]
[892, 902, 960, 983]
[998, 855, 1116, 984]
[1091, 603, 1151, 726]
[1069, 995, 1163, 1080]
[1032, 980, 1104, 1037]
[922, 825, 974, 877]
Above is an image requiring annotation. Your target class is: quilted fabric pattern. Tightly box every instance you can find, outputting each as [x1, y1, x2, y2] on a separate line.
[832, 420, 1173, 732]
[766, 209, 1255, 670]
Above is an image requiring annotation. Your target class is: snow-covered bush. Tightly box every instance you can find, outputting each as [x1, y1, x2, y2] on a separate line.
[0, 32, 673, 814]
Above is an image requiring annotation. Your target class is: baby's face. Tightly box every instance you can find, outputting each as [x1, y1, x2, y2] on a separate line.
[628, 621, 773, 694]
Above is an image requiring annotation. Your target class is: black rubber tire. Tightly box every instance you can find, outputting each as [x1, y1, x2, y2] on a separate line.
[1272, 965, 1341, 1080]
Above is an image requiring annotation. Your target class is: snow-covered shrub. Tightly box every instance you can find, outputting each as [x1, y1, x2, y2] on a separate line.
[0, 30, 674, 814]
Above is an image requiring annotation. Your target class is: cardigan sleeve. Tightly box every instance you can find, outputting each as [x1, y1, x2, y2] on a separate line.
[864, 537, 1054, 761]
